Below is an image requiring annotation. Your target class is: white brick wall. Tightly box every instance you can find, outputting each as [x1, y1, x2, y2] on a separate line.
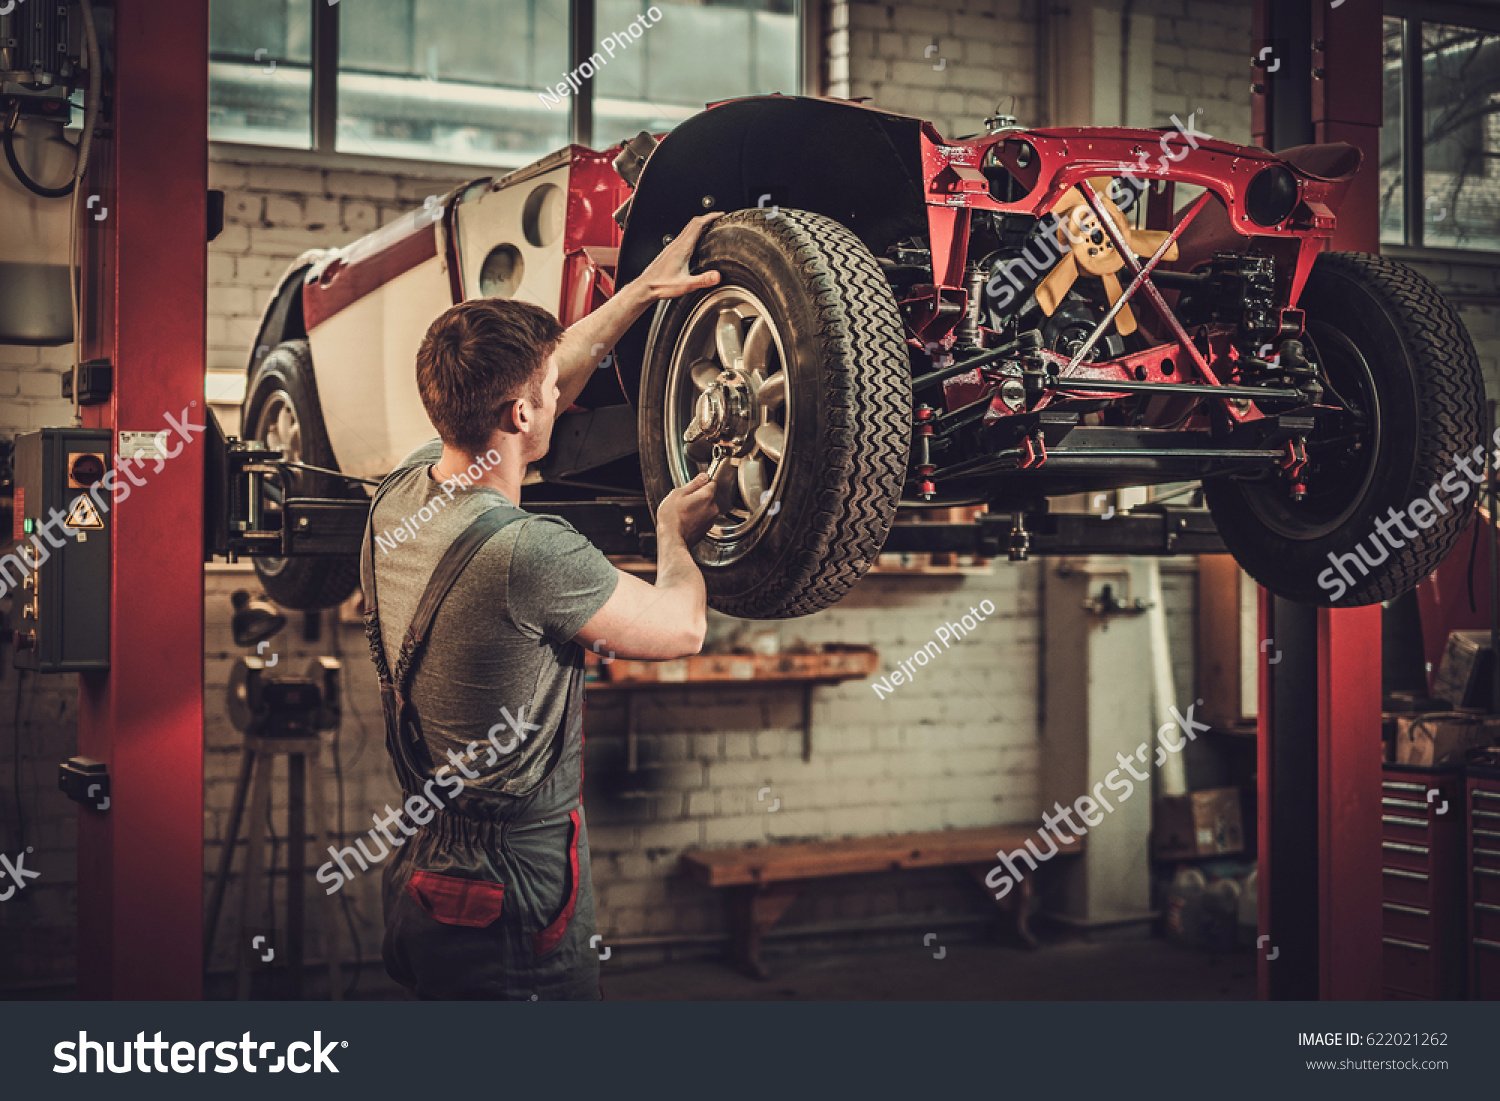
[831, 0, 1043, 138]
[0, 342, 79, 437]
[581, 563, 1047, 943]
[204, 157, 472, 378]
[828, 0, 1247, 141]
[1151, 0, 1252, 143]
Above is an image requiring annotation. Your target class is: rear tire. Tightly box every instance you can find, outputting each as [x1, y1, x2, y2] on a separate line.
[242, 340, 362, 611]
[638, 209, 911, 619]
[1206, 251, 1485, 606]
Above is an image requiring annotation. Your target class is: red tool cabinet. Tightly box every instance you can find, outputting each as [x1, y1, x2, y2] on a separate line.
[1380, 764, 1466, 999]
[1467, 763, 1500, 999]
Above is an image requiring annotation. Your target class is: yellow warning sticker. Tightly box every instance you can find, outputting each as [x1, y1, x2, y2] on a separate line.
[65, 495, 105, 531]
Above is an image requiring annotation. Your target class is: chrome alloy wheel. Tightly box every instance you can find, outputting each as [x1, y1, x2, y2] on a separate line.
[664, 287, 792, 562]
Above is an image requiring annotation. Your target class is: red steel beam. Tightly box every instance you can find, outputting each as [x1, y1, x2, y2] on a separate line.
[1255, 587, 1270, 1002]
[1317, 603, 1382, 1000]
[1312, 0, 1384, 1004]
[1313, 1, 1383, 255]
[75, 0, 206, 999]
[1255, 0, 1383, 1002]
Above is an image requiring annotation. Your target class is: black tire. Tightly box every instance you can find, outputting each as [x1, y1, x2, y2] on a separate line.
[1206, 251, 1485, 607]
[638, 209, 911, 619]
[242, 340, 362, 611]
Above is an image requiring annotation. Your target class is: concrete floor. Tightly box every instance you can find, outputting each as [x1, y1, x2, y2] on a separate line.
[603, 938, 1256, 1001]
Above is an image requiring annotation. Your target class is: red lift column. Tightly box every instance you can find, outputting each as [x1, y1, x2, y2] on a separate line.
[1253, 0, 1383, 1001]
[75, 0, 207, 999]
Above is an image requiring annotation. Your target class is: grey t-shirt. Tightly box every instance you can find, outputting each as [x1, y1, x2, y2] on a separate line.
[362, 440, 619, 795]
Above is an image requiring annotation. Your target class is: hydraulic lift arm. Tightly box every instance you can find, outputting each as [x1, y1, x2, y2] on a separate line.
[206, 413, 1225, 563]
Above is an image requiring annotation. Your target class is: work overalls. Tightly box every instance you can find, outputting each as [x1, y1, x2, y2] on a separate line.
[361, 491, 600, 1000]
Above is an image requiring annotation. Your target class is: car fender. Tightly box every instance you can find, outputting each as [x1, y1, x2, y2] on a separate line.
[612, 94, 931, 400]
[246, 250, 336, 376]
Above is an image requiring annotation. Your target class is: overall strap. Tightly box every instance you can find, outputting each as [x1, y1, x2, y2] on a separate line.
[361, 473, 407, 690]
[360, 481, 529, 788]
[389, 506, 529, 695]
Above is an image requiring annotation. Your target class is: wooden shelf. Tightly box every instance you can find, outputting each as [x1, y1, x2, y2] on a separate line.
[590, 648, 876, 685]
[585, 647, 879, 767]
[587, 674, 860, 692]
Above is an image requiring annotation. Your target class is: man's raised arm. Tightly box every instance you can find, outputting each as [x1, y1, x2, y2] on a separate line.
[552, 213, 723, 411]
[573, 471, 724, 661]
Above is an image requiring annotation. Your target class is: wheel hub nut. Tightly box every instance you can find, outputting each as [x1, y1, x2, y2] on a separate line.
[684, 371, 754, 454]
[688, 390, 727, 440]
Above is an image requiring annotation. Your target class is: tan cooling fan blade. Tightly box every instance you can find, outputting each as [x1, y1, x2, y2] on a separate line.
[1035, 180, 1179, 339]
[1034, 251, 1079, 316]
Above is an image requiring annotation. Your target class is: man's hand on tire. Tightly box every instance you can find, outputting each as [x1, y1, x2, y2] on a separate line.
[657, 471, 725, 547]
[639, 213, 724, 301]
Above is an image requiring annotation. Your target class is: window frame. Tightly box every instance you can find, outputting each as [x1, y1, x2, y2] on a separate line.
[1384, 1, 1500, 252]
[209, 0, 810, 172]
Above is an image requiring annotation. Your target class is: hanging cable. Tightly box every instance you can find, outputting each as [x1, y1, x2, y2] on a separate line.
[68, 183, 82, 426]
[2, 105, 73, 197]
[69, 0, 103, 427]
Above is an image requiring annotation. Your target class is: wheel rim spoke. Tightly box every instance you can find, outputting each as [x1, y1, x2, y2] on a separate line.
[753, 423, 785, 463]
[738, 456, 769, 515]
[690, 359, 720, 392]
[714, 307, 745, 367]
[757, 371, 786, 410]
[742, 317, 773, 375]
[271, 403, 301, 462]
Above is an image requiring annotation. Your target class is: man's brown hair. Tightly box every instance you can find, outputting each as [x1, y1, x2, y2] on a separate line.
[415, 298, 565, 455]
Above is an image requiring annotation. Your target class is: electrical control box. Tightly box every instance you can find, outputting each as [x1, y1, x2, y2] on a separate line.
[9, 427, 111, 671]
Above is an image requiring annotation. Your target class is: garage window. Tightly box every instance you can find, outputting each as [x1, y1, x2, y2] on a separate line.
[209, 0, 314, 150]
[209, 0, 802, 168]
[1381, 8, 1500, 250]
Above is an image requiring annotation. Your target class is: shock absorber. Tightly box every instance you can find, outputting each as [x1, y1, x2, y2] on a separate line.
[915, 405, 936, 500]
[1281, 436, 1308, 502]
[954, 263, 985, 350]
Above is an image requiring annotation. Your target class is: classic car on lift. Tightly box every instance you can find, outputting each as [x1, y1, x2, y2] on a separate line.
[240, 94, 1484, 620]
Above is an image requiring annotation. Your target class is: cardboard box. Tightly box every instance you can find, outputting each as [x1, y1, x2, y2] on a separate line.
[1433, 630, 1494, 710]
[1154, 788, 1245, 859]
[1394, 711, 1500, 768]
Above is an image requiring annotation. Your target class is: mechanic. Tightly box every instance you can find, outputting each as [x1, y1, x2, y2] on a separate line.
[360, 213, 727, 999]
